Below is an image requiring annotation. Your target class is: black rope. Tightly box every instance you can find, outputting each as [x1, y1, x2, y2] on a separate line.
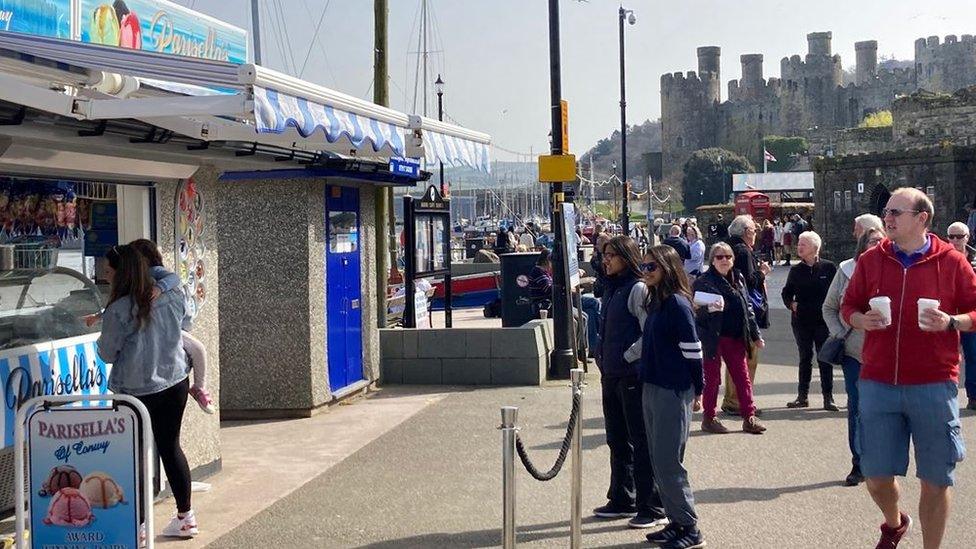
[514, 391, 581, 481]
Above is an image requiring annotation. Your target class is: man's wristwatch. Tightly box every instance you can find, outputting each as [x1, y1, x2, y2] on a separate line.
[948, 317, 959, 331]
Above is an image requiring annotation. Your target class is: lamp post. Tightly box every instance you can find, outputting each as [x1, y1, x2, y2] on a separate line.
[618, 6, 635, 236]
[435, 74, 445, 193]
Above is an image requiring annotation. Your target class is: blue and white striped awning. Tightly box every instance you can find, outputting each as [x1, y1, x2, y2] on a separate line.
[254, 86, 406, 157]
[424, 129, 491, 173]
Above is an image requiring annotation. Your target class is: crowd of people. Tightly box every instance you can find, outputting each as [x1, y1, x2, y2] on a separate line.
[586, 188, 975, 549]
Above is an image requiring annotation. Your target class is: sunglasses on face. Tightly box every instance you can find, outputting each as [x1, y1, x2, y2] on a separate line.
[948, 233, 969, 240]
[713, 254, 733, 261]
[640, 262, 658, 273]
[882, 208, 920, 218]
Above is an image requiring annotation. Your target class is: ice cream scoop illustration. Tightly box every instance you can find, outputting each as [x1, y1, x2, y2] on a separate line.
[39, 465, 82, 497]
[90, 4, 120, 46]
[79, 471, 126, 509]
[43, 488, 94, 527]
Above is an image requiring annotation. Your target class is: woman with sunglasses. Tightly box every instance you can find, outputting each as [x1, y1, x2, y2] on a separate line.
[593, 236, 666, 529]
[638, 245, 706, 549]
[96, 245, 199, 539]
[946, 221, 976, 413]
[693, 242, 767, 435]
[822, 227, 886, 487]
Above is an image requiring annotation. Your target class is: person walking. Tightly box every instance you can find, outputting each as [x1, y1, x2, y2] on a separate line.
[694, 242, 767, 435]
[822, 227, 886, 487]
[683, 225, 705, 280]
[783, 231, 838, 411]
[773, 218, 784, 263]
[96, 245, 199, 539]
[843, 187, 976, 548]
[781, 215, 794, 265]
[946, 221, 976, 411]
[759, 219, 775, 263]
[638, 245, 707, 549]
[593, 236, 667, 528]
[721, 215, 771, 416]
[854, 213, 884, 240]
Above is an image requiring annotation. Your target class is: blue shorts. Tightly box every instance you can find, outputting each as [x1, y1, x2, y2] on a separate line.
[857, 380, 967, 487]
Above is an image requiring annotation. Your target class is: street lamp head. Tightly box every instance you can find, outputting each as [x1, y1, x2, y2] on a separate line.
[628, 12, 636, 25]
[435, 74, 445, 96]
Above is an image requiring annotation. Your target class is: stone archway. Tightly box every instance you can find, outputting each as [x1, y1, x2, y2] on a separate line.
[869, 183, 891, 217]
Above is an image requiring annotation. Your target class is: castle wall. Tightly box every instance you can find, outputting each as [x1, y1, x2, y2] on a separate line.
[893, 88, 976, 148]
[916, 35, 976, 93]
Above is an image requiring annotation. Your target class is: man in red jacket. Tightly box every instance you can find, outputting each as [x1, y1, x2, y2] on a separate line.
[843, 188, 975, 549]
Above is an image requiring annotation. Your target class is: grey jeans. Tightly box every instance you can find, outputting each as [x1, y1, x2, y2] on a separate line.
[641, 383, 699, 527]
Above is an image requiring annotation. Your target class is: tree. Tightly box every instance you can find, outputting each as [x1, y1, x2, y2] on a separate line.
[859, 110, 893, 128]
[762, 136, 808, 172]
[682, 148, 754, 212]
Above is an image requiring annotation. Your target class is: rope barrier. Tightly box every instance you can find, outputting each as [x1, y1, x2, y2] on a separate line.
[514, 391, 581, 481]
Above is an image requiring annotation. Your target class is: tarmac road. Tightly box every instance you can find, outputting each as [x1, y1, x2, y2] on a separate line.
[208, 308, 975, 549]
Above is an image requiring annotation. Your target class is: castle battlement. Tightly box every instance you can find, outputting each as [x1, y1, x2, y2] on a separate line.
[916, 34, 976, 55]
[660, 71, 712, 91]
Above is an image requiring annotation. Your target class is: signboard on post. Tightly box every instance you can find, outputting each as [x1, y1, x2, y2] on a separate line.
[27, 404, 141, 548]
[403, 185, 453, 328]
[563, 203, 580, 288]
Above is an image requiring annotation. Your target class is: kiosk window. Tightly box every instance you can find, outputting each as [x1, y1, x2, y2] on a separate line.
[329, 211, 359, 253]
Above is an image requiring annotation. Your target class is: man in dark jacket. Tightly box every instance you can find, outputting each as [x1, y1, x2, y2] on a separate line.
[782, 230, 838, 410]
[662, 225, 691, 261]
[721, 215, 772, 415]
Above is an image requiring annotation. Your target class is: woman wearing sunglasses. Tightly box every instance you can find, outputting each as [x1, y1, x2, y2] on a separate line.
[693, 242, 767, 435]
[592, 236, 666, 529]
[638, 245, 706, 549]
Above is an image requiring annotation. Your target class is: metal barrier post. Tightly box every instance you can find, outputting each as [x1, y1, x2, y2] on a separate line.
[500, 406, 519, 549]
[569, 368, 584, 549]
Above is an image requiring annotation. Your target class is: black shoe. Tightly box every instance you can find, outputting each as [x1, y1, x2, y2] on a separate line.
[845, 465, 864, 486]
[628, 513, 669, 529]
[592, 503, 637, 519]
[646, 522, 680, 545]
[823, 399, 840, 412]
[786, 397, 809, 409]
[720, 404, 740, 416]
[662, 525, 706, 549]
[967, 398, 976, 411]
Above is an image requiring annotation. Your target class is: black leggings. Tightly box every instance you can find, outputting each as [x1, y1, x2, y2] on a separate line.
[138, 377, 192, 514]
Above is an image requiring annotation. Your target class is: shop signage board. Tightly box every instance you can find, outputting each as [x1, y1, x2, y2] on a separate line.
[390, 157, 421, 178]
[1, 334, 111, 450]
[403, 186, 453, 328]
[0, 0, 71, 39]
[78, 0, 249, 63]
[27, 403, 140, 548]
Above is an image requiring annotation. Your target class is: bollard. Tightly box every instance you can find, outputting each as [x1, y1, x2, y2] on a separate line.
[500, 406, 519, 549]
[570, 368, 585, 549]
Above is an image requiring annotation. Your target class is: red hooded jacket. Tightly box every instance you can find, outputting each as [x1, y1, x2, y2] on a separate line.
[842, 235, 976, 385]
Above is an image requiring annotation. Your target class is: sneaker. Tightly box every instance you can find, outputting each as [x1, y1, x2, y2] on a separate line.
[845, 464, 864, 487]
[875, 513, 911, 549]
[662, 524, 707, 549]
[646, 522, 681, 545]
[823, 399, 840, 412]
[162, 510, 199, 538]
[742, 415, 767, 434]
[189, 386, 216, 415]
[592, 503, 637, 519]
[701, 418, 730, 434]
[139, 523, 146, 548]
[786, 397, 809, 409]
[628, 513, 669, 529]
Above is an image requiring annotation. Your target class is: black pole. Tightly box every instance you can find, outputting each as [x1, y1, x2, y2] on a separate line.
[437, 85, 452, 328]
[619, 7, 630, 236]
[403, 196, 416, 328]
[548, 0, 575, 379]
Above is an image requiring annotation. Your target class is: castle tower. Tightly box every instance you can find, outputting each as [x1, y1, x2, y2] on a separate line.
[741, 54, 764, 92]
[915, 34, 976, 93]
[661, 69, 719, 180]
[697, 46, 722, 103]
[855, 40, 878, 84]
[807, 31, 833, 57]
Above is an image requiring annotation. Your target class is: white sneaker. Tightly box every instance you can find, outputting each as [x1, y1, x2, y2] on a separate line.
[161, 510, 199, 538]
[139, 523, 147, 547]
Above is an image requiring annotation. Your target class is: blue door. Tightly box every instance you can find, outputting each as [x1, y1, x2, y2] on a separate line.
[326, 186, 363, 392]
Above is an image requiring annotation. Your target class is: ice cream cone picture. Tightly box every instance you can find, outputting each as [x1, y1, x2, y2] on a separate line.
[119, 13, 141, 49]
[39, 465, 82, 497]
[79, 472, 126, 509]
[89, 5, 120, 46]
[43, 488, 95, 527]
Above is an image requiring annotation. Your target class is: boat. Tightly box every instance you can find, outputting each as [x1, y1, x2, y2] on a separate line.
[429, 270, 499, 310]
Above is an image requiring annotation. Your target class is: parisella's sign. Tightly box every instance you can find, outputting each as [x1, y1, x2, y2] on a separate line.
[79, 0, 249, 64]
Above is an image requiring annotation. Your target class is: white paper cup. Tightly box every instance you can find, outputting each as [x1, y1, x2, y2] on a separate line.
[917, 298, 940, 329]
[539, 309, 549, 319]
[869, 296, 892, 326]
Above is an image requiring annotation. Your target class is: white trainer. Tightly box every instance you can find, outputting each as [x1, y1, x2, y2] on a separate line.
[161, 510, 199, 538]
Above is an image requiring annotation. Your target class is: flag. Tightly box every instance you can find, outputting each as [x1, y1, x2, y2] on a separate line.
[764, 149, 777, 162]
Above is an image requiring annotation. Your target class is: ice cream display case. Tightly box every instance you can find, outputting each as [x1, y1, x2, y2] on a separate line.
[0, 268, 103, 351]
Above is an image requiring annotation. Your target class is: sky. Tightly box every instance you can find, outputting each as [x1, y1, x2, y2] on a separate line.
[173, 0, 976, 161]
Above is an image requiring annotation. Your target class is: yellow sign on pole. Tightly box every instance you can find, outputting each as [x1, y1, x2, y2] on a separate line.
[538, 154, 577, 183]
[560, 99, 569, 152]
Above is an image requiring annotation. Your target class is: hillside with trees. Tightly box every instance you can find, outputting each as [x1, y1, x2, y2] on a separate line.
[579, 119, 662, 182]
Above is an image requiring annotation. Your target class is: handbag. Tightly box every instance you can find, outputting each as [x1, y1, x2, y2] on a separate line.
[818, 328, 852, 365]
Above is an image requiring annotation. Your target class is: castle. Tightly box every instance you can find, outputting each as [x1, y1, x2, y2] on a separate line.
[661, 31, 976, 179]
